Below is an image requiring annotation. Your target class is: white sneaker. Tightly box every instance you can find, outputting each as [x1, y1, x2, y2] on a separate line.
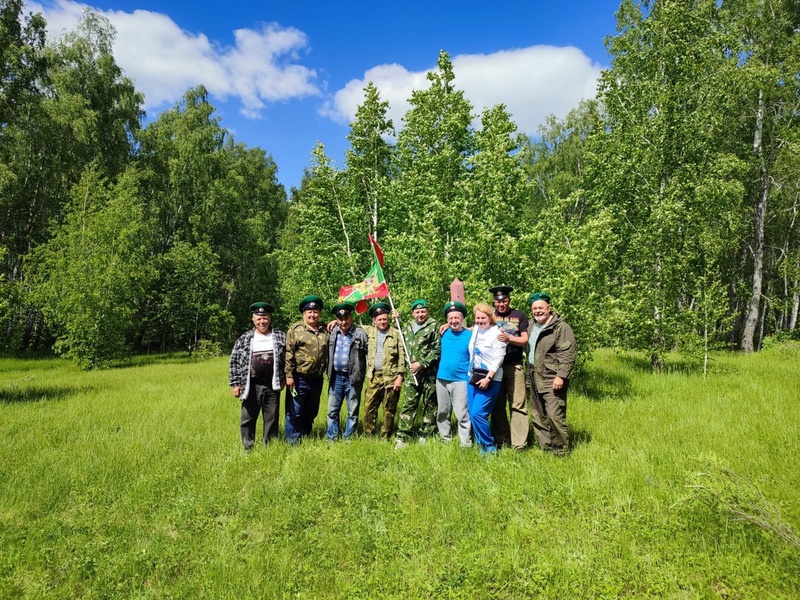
[394, 438, 406, 450]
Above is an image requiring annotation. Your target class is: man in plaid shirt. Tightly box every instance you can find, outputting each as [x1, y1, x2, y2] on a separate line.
[229, 302, 286, 449]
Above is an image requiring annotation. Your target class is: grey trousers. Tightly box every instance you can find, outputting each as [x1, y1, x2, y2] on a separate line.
[435, 379, 471, 446]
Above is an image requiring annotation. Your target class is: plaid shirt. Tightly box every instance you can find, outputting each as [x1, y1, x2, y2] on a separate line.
[229, 328, 286, 399]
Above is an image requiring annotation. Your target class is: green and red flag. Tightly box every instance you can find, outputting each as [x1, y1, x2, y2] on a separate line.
[339, 235, 389, 314]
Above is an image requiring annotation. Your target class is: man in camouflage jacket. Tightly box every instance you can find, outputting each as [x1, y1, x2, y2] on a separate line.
[285, 295, 329, 442]
[396, 299, 441, 445]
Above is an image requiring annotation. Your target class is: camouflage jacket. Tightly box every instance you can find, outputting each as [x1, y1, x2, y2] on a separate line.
[364, 325, 405, 383]
[403, 317, 441, 380]
[285, 321, 329, 378]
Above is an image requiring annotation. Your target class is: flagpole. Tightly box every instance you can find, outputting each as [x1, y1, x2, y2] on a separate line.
[387, 292, 418, 386]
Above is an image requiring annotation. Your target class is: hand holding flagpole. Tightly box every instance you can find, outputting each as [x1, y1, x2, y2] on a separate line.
[337, 234, 417, 385]
[388, 296, 418, 386]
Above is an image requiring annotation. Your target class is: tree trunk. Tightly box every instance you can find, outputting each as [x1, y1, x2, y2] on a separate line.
[20, 306, 37, 351]
[741, 91, 767, 352]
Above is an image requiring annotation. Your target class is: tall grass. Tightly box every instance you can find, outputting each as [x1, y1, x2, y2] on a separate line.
[1, 346, 799, 598]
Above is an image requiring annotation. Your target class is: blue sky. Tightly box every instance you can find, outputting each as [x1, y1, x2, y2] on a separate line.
[31, 1, 623, 191]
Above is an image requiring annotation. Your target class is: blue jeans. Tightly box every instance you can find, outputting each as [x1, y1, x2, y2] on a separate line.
[467, 379, 501, 451]
[326, 372, 363, 440]
[285, 375, 323, 443]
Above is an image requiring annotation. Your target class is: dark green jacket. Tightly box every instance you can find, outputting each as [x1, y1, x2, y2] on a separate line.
[527, 311, 576, 390]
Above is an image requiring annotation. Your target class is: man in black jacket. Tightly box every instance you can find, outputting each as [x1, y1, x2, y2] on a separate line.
[325, 302, 368, 440]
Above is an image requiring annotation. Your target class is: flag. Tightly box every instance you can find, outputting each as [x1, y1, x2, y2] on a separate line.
[368, 233, 384, 267]
[339, 235, 389, 313]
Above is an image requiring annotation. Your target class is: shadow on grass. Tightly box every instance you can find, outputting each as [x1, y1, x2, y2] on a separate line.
[106, 352, 223, 370]
[617, 352, 705, 375]
[574, 369, 635, 402]
[0, 384, 93, 404]
[570, 427, 592, 449]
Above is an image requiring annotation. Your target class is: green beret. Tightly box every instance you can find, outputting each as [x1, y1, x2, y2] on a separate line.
[410, 299, 428, 310]
[298, 295, 324, 312]
[444, 301, 466, 316]
[528, 292, 551, 305]
[489, 285, 513, 300]
[369, 302, 390, 318]
[250, 302, 274, 315]
[332, 302, 355, 317]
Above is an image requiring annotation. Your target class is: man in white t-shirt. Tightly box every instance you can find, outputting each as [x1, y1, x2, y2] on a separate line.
[229, 302, 287, 450]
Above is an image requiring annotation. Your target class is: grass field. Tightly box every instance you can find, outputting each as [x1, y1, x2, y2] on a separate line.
[1, 346, 799, 598]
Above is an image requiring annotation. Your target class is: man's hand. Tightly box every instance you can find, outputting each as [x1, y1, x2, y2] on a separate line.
[231, 386, 243, 398]
[326, 320, 337, 333]
[497, 331, 509, 343]
[552, 376, 564, 391]
[392, 375, 403, 392]
[410, 361, 422, 376]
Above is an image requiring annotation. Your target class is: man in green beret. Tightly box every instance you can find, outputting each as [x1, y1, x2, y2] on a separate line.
[285, 295, 329, 442]
[362, 302, 405, 439]
[526, 292, 576, 456]
[395, 299, 441, 447]
[489, 285, 530, 451]
[325, 302, 368, 440]
[229, 302, 286, 450]
[436, 301, 472, 446]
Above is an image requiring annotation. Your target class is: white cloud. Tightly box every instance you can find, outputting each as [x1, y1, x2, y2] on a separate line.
[30, 1, 320, 115]
[322, 46, 603, 136]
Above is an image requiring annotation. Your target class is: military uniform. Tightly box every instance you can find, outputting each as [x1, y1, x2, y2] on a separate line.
[284, 296, 329, 442]
[527, 309, 576, 455]
[362, 303, 405, 439]
[397, 306, 441, 442]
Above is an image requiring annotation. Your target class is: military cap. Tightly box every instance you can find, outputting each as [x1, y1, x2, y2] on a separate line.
[410, 299, 428, 310]
[298, 295, 324, 312]
[489, 285, 513, 300]
[332, 302, 355, 318]
[250, 302, 274, 315]
[369, 302, 390, 318]
[528, 292, 551, 305]
[444, 300, 467, 316]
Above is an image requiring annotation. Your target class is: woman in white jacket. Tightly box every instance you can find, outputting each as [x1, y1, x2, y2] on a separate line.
[467, 303, 507, 453]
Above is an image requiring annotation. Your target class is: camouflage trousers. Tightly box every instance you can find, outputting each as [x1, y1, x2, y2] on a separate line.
[396, 376, 437, 441]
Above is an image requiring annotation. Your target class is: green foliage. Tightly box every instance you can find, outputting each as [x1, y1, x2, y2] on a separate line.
[137, 87, 287, 338]
[28, 166, 153, 368]
[276, 144, 366, 324]
[159, 241, 233, 355]
[3, 2, 799, 367]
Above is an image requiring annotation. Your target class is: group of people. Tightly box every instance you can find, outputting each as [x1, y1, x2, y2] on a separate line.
[228, 286, 577, 455]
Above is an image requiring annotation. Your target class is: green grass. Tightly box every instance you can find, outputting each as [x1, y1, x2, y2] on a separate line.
[1, 346, 799, 598]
